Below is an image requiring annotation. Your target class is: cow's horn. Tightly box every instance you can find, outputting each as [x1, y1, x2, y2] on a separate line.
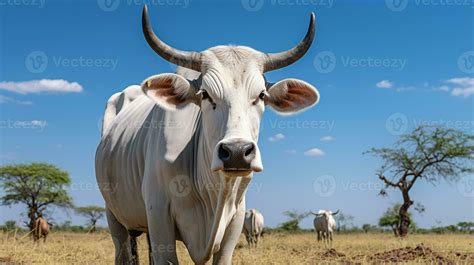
[331, 210, 339, 215]
[310, 211, 323, 216]
[142, 5, 201, 71]
[263, 13, 316, 72]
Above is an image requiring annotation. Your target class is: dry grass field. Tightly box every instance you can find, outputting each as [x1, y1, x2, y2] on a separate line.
[1, 231, 473, 264]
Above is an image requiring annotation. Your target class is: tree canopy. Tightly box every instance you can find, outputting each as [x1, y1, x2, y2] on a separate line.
[75, 205, 106, 232]
[0, 163, 73, 230]
[278, 210, 309, 231]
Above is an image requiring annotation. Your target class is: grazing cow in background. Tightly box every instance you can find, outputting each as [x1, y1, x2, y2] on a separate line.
[311, 210, 338, 247]
[96, 5, 320, 264]
[33, 217, 49, 243]
[243, 209, 264, 247]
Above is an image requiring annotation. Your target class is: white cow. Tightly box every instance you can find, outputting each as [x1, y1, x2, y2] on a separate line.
[96, 5, 319, 264]
[311, 210, 339, 247]
[102, 85, 144, 135]
[242, 209, 264, 247]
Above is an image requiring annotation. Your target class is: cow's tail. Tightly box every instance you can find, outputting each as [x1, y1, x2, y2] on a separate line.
[101, 93, 121, 136]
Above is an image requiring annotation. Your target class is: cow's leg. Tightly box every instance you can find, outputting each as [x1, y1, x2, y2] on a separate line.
[106, 208, 132, 265]
[317, 231, 321, 242]
[146, 203, 179, 264]
[324, 232, 327, 246]
[329, 231, 333, 249]
[245, 233, 252, 247]
[213, 206, 245, 265]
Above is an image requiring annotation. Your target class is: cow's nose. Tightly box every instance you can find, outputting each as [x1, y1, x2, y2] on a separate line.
[218, 140, 256, 170]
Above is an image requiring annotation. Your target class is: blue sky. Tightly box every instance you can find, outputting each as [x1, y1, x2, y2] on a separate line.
[0, 0, 473, 229]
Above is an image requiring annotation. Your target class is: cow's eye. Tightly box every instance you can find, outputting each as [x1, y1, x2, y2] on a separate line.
[199, 90, 216, 109]
[201, 90, 210, 100]
[259, 91, 266, 100]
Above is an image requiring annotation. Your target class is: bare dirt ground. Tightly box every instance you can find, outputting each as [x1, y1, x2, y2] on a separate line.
[1, 231, 473, 264]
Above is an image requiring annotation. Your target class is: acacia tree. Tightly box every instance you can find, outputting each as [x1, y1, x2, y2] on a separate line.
[279, 210, 309, 231]
[75, 205, 105, 232]
[366, 126, 473, 237]
[0, 163, 73, 231]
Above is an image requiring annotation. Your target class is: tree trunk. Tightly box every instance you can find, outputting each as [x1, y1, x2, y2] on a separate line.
[398, 189, 413, 237]
[391, 225, 399, 237]
[91, 220, 97, 233]
[28, 207, 37, 232]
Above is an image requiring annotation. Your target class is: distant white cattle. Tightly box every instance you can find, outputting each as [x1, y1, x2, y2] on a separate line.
[243, 209, 264, 247]
[96, 5, 319, 264]
[311, 210, 339, 247]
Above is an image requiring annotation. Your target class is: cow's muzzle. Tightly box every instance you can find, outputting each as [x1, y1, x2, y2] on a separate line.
[211, 138, 263, 176]
[218, 140, 255, 170]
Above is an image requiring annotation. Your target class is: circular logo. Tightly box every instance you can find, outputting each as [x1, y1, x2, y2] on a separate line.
[97, 0, 120, 12]
[25, 51, 48, 74]
[313, 174, 336, 197]
[385, 0, 408, 12]
[169, 175, 192, 198]
[457, 175, 474, 197]
[457, 51, 474, 74]
[385, 112, 408, 136]
[241, 0, 264, 12]
[313, 51, 336, 74]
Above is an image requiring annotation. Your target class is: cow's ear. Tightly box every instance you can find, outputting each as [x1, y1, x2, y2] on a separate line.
[265, 79, 319, 115]
[142, 73, 199, 110]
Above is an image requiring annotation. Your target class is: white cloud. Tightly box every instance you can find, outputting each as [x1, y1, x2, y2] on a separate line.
[320, 136, 334, 141]
[0, 95, 34, 105]
[446, 77, 474, 98]
[376, 77, 474, 98]
[304, 148, 325, 157]
[0, 79, 83, 94]
[376, 80, 393, 89]
[285, 149, 297, 155]
[269, 133, 285, 142]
